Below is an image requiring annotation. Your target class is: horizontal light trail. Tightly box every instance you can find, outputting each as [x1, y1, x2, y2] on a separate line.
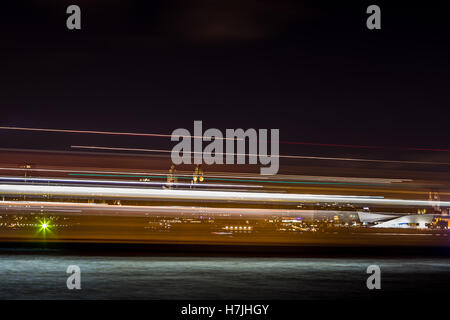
[1, 183, 449, 207]
[0, 200, 315, 217]
[207, 174, 410, 184]
[0, 126, 237, 140]
[71, 145, 450, 166]
[268, 184, 450, 196]
[0, 176, 261, 189]
[0, 166, 414, 185]
[281, 141, 450, 152]
[68, 173, 383, 187]
[2, 126, 449, 152]
[0, 126, 450, 152]
[1, 201, 415, 219]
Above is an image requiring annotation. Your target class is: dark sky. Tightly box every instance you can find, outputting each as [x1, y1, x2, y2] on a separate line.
[0, 0, 449, 152]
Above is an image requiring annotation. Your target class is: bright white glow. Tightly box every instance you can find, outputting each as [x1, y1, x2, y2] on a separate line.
[0, 183, 449, 207]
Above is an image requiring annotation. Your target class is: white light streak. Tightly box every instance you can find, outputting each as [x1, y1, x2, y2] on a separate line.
[0, 183, 448, 207]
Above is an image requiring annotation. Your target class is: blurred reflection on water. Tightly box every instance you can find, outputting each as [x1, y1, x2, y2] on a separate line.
[0, 255, 449, 299]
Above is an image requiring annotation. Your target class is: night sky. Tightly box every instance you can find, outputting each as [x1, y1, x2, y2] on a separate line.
[0, 1, 449, 154]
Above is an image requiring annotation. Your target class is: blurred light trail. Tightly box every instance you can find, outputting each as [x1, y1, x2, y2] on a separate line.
[1, 166, 422, 193]
[0, 166, 411, 185]
[0, 126, 237, 140]
[280, 141, 450, 152]
[4, 201, 412, 220]
[0, 176, 261, 189]
[2, 183, 450, 207]
[406, 147, 450, 152]
[71, 145, 450, 166]
[206, 174, 411, 184]
[2, 126, 449, 152]
[268, 184, 450, 196]
[0, 167, 414, 189]
[0, 200, 316, 217]
[68, 173, 384, 187]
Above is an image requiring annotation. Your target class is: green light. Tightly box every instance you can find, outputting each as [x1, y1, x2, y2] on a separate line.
[37, 219, 52, 236]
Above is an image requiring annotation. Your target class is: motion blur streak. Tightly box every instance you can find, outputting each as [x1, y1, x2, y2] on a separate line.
[0, 176, 262, 189]
[0, 166, 411, 184]
[2, 126, 449, 152]
[0, 126, 237, 140]
[280, 141, 450, 152]
[71, 145, 450, 166]
[2, 183, 450, 207]
[0, 200, 315, 217]
[67, 173, 386, 187]
[0, 149, 448, 246]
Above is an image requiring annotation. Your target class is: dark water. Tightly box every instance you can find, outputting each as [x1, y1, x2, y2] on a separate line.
[0, 255, 449, 299]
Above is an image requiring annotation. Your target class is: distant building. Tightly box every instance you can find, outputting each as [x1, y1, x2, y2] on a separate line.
[372, 214, 434, 229]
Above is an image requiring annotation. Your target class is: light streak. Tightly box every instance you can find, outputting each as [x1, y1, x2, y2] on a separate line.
[71, 145, 450, 166]
[1, 183, 449, 207]
[0, 200, 316, 216]
[0, 166, 414, 185]
[2, 126, 450, 152]
[0, 126, 237, 140]
[281, 141, 450, 152]
[67, 173, 383, 186]
[0, 176, 261, 189]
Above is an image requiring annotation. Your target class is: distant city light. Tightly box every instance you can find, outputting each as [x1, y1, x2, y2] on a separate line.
[38, 219, 52, 235]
